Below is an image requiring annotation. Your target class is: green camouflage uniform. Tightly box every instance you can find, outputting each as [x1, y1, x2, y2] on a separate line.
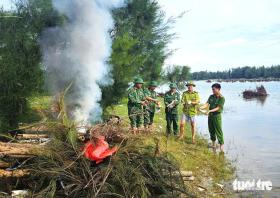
[143, 88, 157, 126]
[207, 94, 225, 144]
[164, 90, 180, 135]
[128, 86, 146, 128]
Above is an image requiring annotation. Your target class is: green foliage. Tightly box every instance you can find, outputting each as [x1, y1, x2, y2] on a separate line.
[165, 65, 191, 83]
[101, 0, 176, 108]
[59, 84, 78, 148]
[192, 65, 280, 80]
[0, 0, 63, 132]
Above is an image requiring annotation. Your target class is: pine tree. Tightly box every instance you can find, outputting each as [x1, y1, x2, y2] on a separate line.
[0, 0, 62, 131]
[102, 0, 176, 108]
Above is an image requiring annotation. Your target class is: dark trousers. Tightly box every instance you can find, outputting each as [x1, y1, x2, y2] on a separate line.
[166, 113, 178, 135]
[144, 108, 155, 126]
[208, 114, 224, 144]
[149, 112, 155, 125]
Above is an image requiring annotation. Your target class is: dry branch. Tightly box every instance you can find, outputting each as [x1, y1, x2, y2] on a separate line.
[0, 161, 11, 168]
[0, 169, 29, 177]
[0, 142, 46, 156]
[16, 134, 49, 139]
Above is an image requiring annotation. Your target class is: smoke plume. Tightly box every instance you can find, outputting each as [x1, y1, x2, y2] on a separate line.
[40, 0, 123, 123]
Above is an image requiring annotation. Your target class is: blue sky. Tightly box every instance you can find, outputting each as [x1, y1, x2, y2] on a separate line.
[1, 0, 280, 71]
[158, 0, 280, 71]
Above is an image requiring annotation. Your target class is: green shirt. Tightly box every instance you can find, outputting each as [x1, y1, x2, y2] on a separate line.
[181, 91, 200, 116]
[207, 94, 225, 115]
[143, 88, 157, 112]
[128, 87, 146, 109]
[164, 91, 180, 114]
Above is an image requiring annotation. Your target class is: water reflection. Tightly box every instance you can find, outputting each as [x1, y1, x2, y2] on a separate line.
[242, 95, 268, 105]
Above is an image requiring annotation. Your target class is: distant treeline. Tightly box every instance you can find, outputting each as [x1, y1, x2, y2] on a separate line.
[192, 65, 280, 80]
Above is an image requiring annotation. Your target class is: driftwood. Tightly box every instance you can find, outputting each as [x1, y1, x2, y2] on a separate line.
[0, 142, 46, 156]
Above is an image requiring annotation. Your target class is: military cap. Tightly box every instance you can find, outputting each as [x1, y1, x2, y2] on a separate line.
[149, 81, 158, 87]
[134, 77, 144, 84]
[169, 83, 177, 88]
[186, 81, 196, 87]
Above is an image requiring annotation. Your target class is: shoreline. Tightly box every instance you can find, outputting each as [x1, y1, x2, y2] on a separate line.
[107, 98, 235, 197]
[199, 78, 280, 83]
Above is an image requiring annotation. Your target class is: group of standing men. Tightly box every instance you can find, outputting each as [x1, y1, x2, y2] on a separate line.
[127, 77, 226, 152]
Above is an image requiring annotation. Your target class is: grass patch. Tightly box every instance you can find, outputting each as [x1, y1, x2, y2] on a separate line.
[106, 98, 235, 197]
[18, 95, 52, 124]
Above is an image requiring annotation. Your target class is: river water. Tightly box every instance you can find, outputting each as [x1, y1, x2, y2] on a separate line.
[191, 81, 280, 197]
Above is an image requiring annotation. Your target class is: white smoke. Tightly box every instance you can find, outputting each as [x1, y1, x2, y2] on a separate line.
[40, 0, 123, 123]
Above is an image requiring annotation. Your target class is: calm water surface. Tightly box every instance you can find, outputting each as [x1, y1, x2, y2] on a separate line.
[193, 81, 280, 196]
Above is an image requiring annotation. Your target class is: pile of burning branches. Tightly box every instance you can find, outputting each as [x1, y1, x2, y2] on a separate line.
[0, 89, 193, 197]
[21, 129, 192, 197]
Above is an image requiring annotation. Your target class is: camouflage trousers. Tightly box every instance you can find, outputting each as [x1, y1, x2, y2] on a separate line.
[166, 113, 178, 135]
[128, 106, 144, 128]
[144, 109, 155, 127]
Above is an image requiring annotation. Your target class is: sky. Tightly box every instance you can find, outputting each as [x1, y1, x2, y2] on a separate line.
[158, 0, 280, 71]
[1, 0, 280, 71]
[1, 0, 13, 9]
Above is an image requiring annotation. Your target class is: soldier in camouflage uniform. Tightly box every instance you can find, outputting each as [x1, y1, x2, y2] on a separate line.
[127, 77, 146, 133]
[143, 81, 160, 129]
[164, 83, 180, 136]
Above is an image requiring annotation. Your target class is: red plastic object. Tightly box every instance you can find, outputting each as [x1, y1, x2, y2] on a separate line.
[84, 136, 117, 164]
